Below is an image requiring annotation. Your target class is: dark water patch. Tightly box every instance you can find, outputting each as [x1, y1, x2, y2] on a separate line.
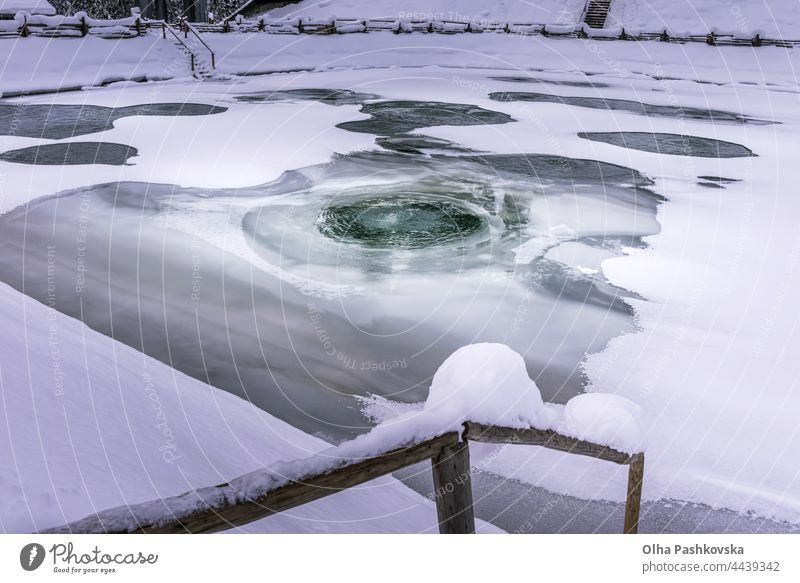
[489, 92, 772, 125]
[461, 153, 657, 190]
[376, 134, 474, 155]
[489, 76, 610, 88]
[0, 142, 138, 165]
[578, 132, 755, 158]
[528, 260, 634, 317]
[0, 102, 227, 139]
[698, 175, 741, 184]
[337, 101, 515, 135]
[698, 182, 725, 189]
[235, 88, 379, 106]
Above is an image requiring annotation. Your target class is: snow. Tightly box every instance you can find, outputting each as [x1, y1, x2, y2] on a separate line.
[263, 0, 585, 25]
[0, 36, 186, 98]
[424, 343, 546, 428]
[1, 6, 800, 530]
[0, 0, 55, 16]
[563, 394, 645, 453]
[0, 278, 503, 533]
[200, 32, 799, 88]
[608, 0, 800, 39]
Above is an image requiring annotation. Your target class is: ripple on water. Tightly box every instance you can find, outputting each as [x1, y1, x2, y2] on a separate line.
[316, 196, 487, 249]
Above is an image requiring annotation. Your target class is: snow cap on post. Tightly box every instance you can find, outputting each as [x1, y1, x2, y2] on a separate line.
[424, 343, 544, 427]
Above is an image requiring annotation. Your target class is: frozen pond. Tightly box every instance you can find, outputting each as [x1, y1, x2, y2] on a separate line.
[0, 93, 669, 440]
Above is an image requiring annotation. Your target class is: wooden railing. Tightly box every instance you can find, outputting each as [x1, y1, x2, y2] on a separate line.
[43, 422, 645, 535]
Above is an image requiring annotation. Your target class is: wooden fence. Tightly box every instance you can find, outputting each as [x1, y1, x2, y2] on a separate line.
[43, 421, 645, 535]
[188, 15, 799, 47]
[0, 14, 148, 39]
[2, 13, 796, 48]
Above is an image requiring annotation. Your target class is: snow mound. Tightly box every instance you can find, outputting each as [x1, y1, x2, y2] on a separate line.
[424, 343, 545, 427]
[563, 393, 645, 453]
[424, 343, 644, 453]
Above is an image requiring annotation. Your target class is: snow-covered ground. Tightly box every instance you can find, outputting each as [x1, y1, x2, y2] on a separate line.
[261, 0, 800, 39]
[1, 14, 800, 532]
[262, 0, 584, 25]
[0, 35, 188, 98]
[608, 0, 800, 39]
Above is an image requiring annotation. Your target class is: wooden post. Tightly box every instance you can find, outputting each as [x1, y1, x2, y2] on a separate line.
[624, 453, 645, 534]
[431, 440, 475, 534]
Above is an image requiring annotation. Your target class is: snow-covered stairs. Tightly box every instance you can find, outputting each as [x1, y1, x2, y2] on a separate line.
[169, 25, 223, 80]
[583, 0, 612, 29]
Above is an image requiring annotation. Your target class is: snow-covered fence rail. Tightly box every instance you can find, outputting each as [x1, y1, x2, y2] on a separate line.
[42, 422, 645, 535]
[2, 12, 145, 39]
[179, 16, 800, 47]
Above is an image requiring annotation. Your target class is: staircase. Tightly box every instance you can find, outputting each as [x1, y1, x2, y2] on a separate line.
[583, 0, 612, 29]
[163, 21, 223, 80]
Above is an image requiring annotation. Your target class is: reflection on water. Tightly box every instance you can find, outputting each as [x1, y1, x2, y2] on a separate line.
[0, 142, 660, 440]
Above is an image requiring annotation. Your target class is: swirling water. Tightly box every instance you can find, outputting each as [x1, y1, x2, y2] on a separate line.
[0, 96, 673, 441]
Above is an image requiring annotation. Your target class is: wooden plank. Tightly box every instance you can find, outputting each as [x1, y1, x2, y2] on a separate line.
[431, 440, 475, 534]
[47, 432, 460, 534]
[624, 453, 645, 534]
[463, 422, 638, 465]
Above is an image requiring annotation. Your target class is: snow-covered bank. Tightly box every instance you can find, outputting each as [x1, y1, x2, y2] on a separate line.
[202, 32, 800, 88]
[0, 35, 187, 97]
[0, 278, 503, 533]
[608, 0, 800, 39]
[262, 0, 584, 25]
[264, 0, 800, 39]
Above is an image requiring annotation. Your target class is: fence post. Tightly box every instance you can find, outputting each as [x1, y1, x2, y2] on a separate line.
[431, 440, 475, 534]
[624, 453, 645, 534]
[706, 31, 716, 45]
[80, 16, 88, 37]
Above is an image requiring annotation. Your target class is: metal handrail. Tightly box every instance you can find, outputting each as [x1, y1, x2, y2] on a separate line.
[181, 19, 216, 69]
[160, 22, 196, 73]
